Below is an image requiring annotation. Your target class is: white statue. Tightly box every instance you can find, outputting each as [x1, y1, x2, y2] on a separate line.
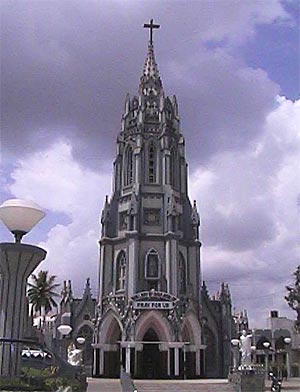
[67, 343, 83, 366]
[239, 330, 252, 368]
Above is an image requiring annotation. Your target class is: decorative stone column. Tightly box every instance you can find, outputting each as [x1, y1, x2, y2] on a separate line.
[195, 348, 201, 376]
[127, 233, 138, 297]
[174, 347, 180, 376]
[0, 243, 47, 377]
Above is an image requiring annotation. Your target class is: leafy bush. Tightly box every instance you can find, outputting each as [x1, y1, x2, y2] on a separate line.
[0, 377, 33, 391]
[0, 372, 83, 391]
[22, 366, 55, 377]
[45, 377, 81, 391]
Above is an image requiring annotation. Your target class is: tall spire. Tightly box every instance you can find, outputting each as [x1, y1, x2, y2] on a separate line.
[140, 18, 163, 94]
[142, 43, 160, 79]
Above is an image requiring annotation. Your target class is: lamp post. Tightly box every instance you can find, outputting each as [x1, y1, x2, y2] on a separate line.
[57, 324, 73, 361]
[263, 341, 270, 378]
[76, 336, 86, 367]
[231, 339, 240, 370]
[76, 337, 86, 345]
[284, 337, 291, 379]
[0, 199, 46, 378]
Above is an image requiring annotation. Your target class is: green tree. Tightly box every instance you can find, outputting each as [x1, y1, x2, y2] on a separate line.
[285, 265, 300, 331]
[27, 271, 60, 317]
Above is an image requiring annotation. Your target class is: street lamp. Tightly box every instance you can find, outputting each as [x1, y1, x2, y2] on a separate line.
[231, 339, 240, 370]
[0, 199, 46, 377]
[76, 337, 86, 345]
[76, 337, 86, 367]
[57, 325, 73, 360]
[0, 199, 45, 243]
[284, 337, 291, 379]
[263, 341, 271, 378]
[57, 325, 73, 336]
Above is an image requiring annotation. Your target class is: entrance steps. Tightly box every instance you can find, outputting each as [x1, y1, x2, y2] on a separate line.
[134, 380, 235, 392]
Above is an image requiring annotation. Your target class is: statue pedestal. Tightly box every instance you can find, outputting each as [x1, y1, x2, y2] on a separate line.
[228, 367, 265, 392]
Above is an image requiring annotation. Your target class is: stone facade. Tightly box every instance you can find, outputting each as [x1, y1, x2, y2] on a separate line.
[93, 27, 234, 379]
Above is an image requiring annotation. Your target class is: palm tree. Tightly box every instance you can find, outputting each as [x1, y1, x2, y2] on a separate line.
[285, 265, 300, 332]
[27, 270, 60, 318]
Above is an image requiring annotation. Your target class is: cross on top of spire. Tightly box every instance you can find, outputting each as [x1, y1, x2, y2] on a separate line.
[143, 18, 160, 45]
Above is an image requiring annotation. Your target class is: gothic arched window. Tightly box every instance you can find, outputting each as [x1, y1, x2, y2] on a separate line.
[145, 249, 160, 279]
[124, 146, 133, 186]
[178, 252, 187, 295]
[148, 143, 156, 183]
[116, 251, 126, 291]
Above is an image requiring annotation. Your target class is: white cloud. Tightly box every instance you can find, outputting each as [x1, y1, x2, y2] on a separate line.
[190, 96, 300, 327]
[7, 140, 111, 295]
[198, 0, 291, 45]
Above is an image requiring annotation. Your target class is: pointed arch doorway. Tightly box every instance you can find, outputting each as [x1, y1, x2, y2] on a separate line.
[140, 328, 162, 379]
[95, 313, 122, 378]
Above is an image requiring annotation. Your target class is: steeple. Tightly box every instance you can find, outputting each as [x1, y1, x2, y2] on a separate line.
[140, 19, 163, 96]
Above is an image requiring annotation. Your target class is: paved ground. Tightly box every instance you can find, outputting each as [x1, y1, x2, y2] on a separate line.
[87, 378, 122, 392]
[87, 377, 300, 392]
[135, 379, 235, 391]
[265, 378, 300, 391]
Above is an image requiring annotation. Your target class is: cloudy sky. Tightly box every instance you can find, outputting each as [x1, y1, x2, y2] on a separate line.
[1, 0, 299, 328]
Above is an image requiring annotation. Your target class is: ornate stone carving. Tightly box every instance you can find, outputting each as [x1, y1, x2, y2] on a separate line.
[143, 208, 160, 225]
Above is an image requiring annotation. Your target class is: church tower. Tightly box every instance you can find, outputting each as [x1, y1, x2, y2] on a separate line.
[93, 20, 227, 379]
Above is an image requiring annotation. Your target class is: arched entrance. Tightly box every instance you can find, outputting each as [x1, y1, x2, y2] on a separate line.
[134, 310, 173, 379]
[105, 317, 121, 377]
[141, 328, 162, 379]
[95, 312, 122, 378]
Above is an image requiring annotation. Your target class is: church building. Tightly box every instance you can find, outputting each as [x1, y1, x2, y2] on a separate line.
[92, 20, 234, 379]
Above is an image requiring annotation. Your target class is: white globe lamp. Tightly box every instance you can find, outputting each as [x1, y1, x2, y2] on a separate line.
[76, 337, 86, 345]
[57, 325, 73, 336]
[0, 199, 45, 242]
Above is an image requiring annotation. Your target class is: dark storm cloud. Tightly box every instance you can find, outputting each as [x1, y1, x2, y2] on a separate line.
[203, 204, 277, 251]
[165, 51, 280, 165]
[1, 1, 145, 167]
[1, 0, 288, 170]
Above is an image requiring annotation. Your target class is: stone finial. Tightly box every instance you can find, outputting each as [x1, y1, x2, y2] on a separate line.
[101, 195, 110, 225]
[172, 95, 179, 116]
[124, 93, 130, 114]
[83, 277, 92, 297]
[191, 200, 200, 226]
